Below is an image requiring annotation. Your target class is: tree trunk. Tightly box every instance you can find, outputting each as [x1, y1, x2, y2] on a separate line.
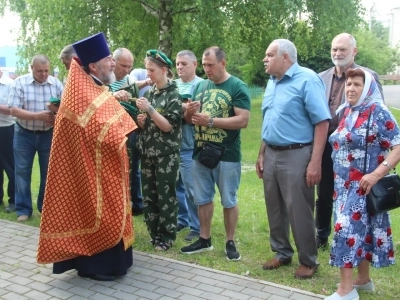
[158, 0, 173, 57]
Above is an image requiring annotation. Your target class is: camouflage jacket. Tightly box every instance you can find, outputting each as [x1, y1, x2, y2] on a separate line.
[136, 80, 182, 157]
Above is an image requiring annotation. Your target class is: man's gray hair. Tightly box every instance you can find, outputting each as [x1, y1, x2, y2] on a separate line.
[274, 39, 297, 63]
[31, 54, 50, 65]
[176, 50, 197, 61]
[113, 48, 133, 61]
[59, 44, 76, 59]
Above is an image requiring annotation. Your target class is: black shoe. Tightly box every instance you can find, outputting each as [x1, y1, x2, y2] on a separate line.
[225, 240, 241, 261]
[78, 272, 116, 281]
[5, 204, 16, 213]
[316, 237, 328, 250]
[184, 231, 200, 242]
[181, 237, 213, 254]
[132, 207, 144, 216]
[176, 223, 187, 232]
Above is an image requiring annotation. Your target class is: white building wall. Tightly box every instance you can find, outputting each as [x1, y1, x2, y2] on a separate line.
[389, 7, 400, 74]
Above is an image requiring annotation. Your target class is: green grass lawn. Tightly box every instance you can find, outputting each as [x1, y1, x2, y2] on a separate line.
[1, 100, 400, 298]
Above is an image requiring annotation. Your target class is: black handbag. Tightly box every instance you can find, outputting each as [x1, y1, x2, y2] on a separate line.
[198, 142, 226, 169]
[363, 110, 400, 213]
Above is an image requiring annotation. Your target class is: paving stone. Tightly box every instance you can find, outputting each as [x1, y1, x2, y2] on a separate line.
[25, 290, 52, 299]
[172, 277, 200, 288]
[215, 280, 246, 292]
[197, 291, 231, 300]
[153, 287, 183, 298]
[196, 282, 224, 294]
[149, 271, 176, 282]
[111, 290, 139, 300]
[153, 278, 180, 290]
[0, 271, 15, 279]
[5, 282, 31, 294]
[133, 288, 162, 300]
[166, 262, 192, 272]
[241, 287, 273, 299]
[30, 273, 55, 283]
[262, 285, 293, 298]
[130, 266, 155, 276]
[112, 282, 139, 293]
[89, 284, 118, 296]
[221, 289, 252, 300]
[7, 275, 33, 286]
[67, 285, 95, 298]
[46, 287, 75, 299]
[0, 278, 12, 288]
[11, 268, 36, 277]
[191, 274, 218, 285]
[169, 269, 196, 279]
[26, 281, 53, 292]
[48, 279, 75, 290]
[2, 292, 30, 300]
[175, 285, 204, 297]
[0, 220, 325, 300]
[88, 293, 119, 300]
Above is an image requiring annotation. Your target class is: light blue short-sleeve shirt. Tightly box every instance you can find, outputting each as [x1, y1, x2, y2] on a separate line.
[261, 62, 331, 146]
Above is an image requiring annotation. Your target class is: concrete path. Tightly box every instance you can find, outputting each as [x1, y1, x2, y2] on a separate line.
[0, 220, 324, 300]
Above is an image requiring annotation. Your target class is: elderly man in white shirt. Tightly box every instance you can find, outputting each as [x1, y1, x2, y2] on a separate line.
[0, 69, 15, 213]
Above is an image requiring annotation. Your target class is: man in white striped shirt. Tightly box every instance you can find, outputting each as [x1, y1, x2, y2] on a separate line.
[8, 54, 63, 222]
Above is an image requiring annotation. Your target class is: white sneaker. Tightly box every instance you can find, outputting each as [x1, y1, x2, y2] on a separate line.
[325, 288, 359, 300]
[354, 279, 375, 292]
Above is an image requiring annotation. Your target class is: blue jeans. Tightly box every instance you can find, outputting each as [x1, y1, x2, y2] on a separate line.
[129, 132, 143, 210]
[176, 149, 199, 233]
[0, 124, 15, 205]
[13, 125, 53, 216]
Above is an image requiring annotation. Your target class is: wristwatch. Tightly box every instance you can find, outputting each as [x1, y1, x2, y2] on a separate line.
[208, 117, 214, 128]
[382, 161, 392, 171]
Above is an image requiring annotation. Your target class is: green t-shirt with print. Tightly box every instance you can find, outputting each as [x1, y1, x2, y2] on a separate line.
[192, 76, 251, 162]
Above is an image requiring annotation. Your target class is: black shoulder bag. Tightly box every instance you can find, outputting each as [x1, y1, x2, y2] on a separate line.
[363, 109, 400, 213]
[196, 81, 238, 169]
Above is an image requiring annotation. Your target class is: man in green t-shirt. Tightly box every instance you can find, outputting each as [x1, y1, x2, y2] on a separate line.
[180, 46, 251, 261]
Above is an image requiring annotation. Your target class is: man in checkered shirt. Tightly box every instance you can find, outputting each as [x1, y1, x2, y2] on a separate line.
[8, 54, 63, 222]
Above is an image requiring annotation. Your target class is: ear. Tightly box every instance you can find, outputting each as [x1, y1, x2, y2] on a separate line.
[88, 62, 97, 73]
[353, 47, 358, 57]
[221, 59, 226, 68]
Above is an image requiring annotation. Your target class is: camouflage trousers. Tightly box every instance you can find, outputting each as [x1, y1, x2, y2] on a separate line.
[141, 152, 180, 244]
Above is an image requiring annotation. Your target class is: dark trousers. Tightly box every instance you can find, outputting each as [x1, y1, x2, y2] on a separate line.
[315, 140, 334, 241]
[128, 132, 143, 211]
[0, 124, 15, 205]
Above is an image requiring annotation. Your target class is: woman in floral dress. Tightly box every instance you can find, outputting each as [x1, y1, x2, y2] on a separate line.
[326, 68, 400, 300]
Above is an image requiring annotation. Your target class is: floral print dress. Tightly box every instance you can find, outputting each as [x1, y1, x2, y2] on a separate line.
[329, 103, 400, 268]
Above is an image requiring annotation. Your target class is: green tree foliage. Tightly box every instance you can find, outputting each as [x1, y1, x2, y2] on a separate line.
[0, 0, 372, 83]
[354, 28, 398, 74]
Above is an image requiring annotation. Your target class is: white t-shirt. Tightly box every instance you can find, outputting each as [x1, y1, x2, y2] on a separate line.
[0, 74, 15, 126]
[130, 68, 151, 97]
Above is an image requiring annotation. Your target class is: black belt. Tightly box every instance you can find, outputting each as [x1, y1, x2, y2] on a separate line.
[268, 142, 312, 151]
[16, 122, 52, 134]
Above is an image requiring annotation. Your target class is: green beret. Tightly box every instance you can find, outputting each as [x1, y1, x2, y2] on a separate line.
[146, 49, 173, 68]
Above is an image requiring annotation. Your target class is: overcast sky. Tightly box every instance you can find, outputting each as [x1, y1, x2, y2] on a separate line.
[0, 0, 399, 46]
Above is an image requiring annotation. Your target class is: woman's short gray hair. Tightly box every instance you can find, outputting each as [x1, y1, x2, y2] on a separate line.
[274, 39, 297, 63]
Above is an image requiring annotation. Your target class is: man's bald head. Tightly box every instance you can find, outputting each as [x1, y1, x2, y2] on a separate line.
[113, 48, 134, 80]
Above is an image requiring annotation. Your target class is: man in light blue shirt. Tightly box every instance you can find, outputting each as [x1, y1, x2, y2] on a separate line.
[174, 50, 203, 242]
[255, 39, 330, 279]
